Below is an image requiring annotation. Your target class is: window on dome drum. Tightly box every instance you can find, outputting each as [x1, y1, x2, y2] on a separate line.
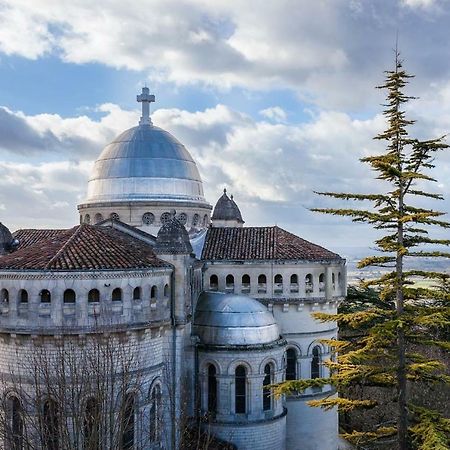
[40, 289, 51, 303]
[290, 274, 299, 293]
[1, 288, 9, 303]
[110, 212, 120, 221]
[112, 288, 122, 302]
[149, 384, 162, 443]
[177, 212, 187, 225]
[160, 212, 171, 225]
[241, 274, 251, 293]
[19, 289, 28, 304]
[203, 214, 209, 226]
[263, 363, 273, 411]
[274, 274, 283, 294]
[192, 214, 200, 226]
[209, 275, 218, 291]
[305, 274, 313, 294]
[286, 348, 297, 381]
[121, 393, 135, 450]
[164, 284, 170, 297]
[84, 397, 100, 450]
[133, 287, 141, 301]
[43, 399, 59, 450]
[151, 286, 158, 299]
[235, 366, 247, 414]
[84, 214, 91, 224]
[258, 274, 267, 293]
[311, 346, 321, 379]
[63, 289, 76, 304]
[225, 274, 234, 292]
[319, 273, 325, 292]
[88, 289, 100, 303]
[94, 213, 103, 224]
[142, 212, 155, 225]
[207, 364, 217, 415]
[8, 396, 23, 450]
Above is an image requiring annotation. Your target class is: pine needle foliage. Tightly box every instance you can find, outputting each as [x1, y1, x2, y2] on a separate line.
[274, 54, 450, 449]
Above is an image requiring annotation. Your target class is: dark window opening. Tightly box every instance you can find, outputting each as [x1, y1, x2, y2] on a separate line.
[207, 364, 217, 415]
[112, 288, 122, 302]
[88, 289, 100, 303]
[235, 366, 246, 414]
[286, 348, 297, 381]
[63, 289, 76, 304]
[263, 364, 272, 411]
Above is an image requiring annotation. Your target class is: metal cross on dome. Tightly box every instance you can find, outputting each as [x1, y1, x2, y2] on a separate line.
[137, 87, 155, 125]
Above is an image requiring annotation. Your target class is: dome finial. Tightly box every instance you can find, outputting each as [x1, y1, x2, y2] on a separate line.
[137, 87, 155, 126]
[223, 188, 227, 194]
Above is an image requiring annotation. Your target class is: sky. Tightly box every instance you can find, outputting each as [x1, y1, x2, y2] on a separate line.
[1, 0, 450, 252]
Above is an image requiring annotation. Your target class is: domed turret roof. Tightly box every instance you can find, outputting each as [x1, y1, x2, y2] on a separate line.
[193, 291, 280, 346]
[211, 189, 244, 223]
[154, 210, 193, 254]
[84, 89, 208, 206]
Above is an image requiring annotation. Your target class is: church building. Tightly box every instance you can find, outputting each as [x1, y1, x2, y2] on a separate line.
[0, 88, 346, 450]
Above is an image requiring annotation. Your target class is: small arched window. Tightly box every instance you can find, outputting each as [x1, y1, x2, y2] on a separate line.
[8, 396, 23, 450]
[203, 214, 209, 226]
[235, 366, 246, 414]
[290, 274, 299, 293]
[88, 289, 100, 303]
[1, 288, 9, 303]
[274, 274, 283, 293]
[242, 274, 250, 293]
[63, 289, 76, 304]
[164, 284, 170, 297]
[207, 364, 217, 415]
[286, 348, 297, 381]
[209, 275, 218, 291]
[258, 274, 267, 293]
[263, 363, 273, 411]
[305, 274, 313, 293]
[192, 214, 200, 226]
[311, 346, 321, 379]
[19, 289, 28, 304]
[151, 286, 157, 299]
[149, 385, 162, 443]
[332, 273, 336, 289]
[84, 397, 100, 450]
[319, 273, 325, 292]
[122, 393, 135, 450]
[84, 214, 91, 224]
[112, 288, 122, 302]
[225, 274, 234, 291]
[43, 399, 59, 450]
[110, 212, 120, 221]
[94, 213, 103, 224]
[142, 212, 155, 225]
[133, 287, 141, 301]
[40, 289, 51, 303]
[338, 272, 342, 287]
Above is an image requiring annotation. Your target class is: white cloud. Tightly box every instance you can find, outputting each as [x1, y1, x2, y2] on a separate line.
[259, 106, 287, 123]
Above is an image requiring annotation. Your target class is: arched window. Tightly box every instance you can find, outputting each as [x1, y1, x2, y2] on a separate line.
[19, 289, 28, 304]
[84, 214, 91, 224]
[286, 348, 297, 381]
[142, 212, 155, 225]
[8, 396, 23, 450]
[88, 289, 100, 303]
[305, 274, 313, 293]
[241, 274, 250, 293]
[332, 272, 336, 289]
[225, 274, 234, 291]
[311, 346, 321, 379]
[63, 289, 76, 304]
[112, 288, 122, 302]
[338, 272, 342, 287]
[290, 274, 299, 293]
[192, 214, 200, 226]
[319, 273, 325, 292]
[258, 274, 267, 293]
[40, 289, 51, 303]
[209, 275, 218, 291]
[235, 366, 246, 414]
[122, 393, 135, 450]
[207, 364, 217, 415]
[203, 214, 209, 226]
[110, 212, 120, 221]
[274, 274, 283, 293]
[94, 213, 103, 224]
[149, 385, 162, 443]
[133, 287, 141, 301]
[84, 397, 100, 450]
[1, 288, 9, 303]
[263, 364, 273, 411]
[164, 284, 170, 297]
[151, 286, 157, 299]
[43, 399, 59, 450]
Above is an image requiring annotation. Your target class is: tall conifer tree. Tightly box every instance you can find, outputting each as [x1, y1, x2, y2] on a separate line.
[275, 54, 450, 449]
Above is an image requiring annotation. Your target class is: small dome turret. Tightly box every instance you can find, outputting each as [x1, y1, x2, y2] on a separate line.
[211, 189, 244, 228]
[154, 210, 193, 254]
[0, 222, 18, 255]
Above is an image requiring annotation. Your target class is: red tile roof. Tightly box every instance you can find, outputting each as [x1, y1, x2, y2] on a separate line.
[0, 225, 168, 271]
[201, 226, 341, 261]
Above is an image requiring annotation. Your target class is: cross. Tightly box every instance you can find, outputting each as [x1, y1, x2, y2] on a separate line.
[137, 87, 155, 125]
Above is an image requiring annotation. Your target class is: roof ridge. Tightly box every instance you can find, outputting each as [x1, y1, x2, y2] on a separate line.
[44, 225, 82, 270]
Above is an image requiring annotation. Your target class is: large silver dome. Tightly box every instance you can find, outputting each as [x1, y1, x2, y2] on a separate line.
[193, 291, 280, 346]
[85, 124, 207, 205]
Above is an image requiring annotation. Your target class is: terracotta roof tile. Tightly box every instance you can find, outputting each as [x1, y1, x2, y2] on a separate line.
[1, 225, 168, 271]
[201, 226, 341, 261]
